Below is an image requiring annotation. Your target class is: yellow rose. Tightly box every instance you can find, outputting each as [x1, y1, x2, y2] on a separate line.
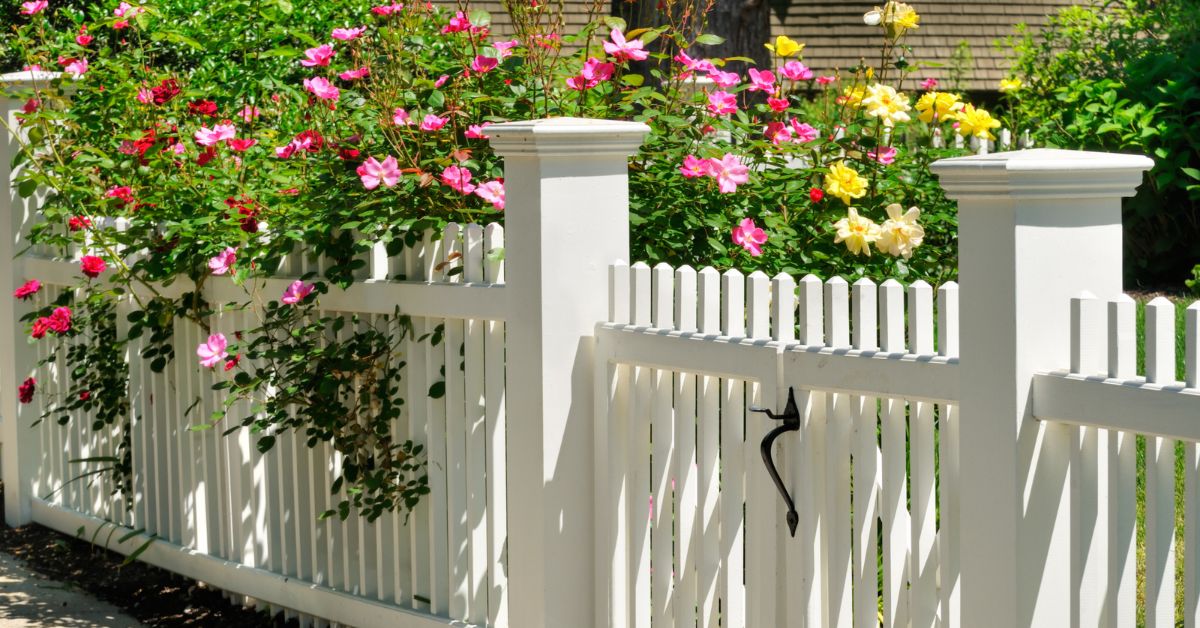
[883, 1, 919, 36]
[841, 85, 866, 108]
[765, 35, 804, 58]
[833, 208, 882, 257]
[999, 77, 1023, 92]
[877, 203, 925, 258]
[824, 160, 869, 205]
[915, 91, 964, 123]
[862, 83, 912, 126]
[956, 104, 1001, 140]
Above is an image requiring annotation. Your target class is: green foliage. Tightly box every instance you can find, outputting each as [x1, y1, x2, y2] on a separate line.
[5, 0, 980, 520]
[1004, 0, 1200, 287]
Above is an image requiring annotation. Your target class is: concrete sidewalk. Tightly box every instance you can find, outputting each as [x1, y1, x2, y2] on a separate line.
[0, 551, 142, 627]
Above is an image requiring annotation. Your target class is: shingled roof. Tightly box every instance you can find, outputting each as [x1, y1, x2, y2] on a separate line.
[440, 0, 1081, 92]
[770, 0, 1081, 91]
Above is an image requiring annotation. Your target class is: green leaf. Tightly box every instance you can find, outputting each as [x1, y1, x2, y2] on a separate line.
[694, 34, 725, 46]
[428, 381, 445, 399]
[122, 536, 157, 566]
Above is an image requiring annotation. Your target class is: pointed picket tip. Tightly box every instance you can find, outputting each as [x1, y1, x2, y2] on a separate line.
[1147, 296, 1175, 308]
[853, 277, 877, 288]
[698, 266, 720, 277]
[722, 267, 745, 278]
[631, 261, 652, 270]
[747, 270, 770, 281]
[1113, 293, 1136, 304]
[675, 264, 696, 275]
[881, 278, 904, 289]
[799, 274, 823, 286]
[653, 261, 674, 272]
[772, 271, 795, 283]
[909, 279, 932, 290]
[939, 281, 959, 290]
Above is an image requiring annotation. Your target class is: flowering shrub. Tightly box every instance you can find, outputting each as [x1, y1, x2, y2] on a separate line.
[4, 0, 995, 519]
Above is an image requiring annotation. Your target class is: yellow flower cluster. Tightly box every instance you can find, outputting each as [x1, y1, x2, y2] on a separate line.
[915, 92, 1002, 140]
[862, 84, 911, 126]
[823, 161, 869, 205]
[833, 204, 925, 258]
[914, 91, 963, 123]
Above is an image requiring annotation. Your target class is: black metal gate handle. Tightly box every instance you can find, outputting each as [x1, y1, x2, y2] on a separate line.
[750, 387, 801, 537]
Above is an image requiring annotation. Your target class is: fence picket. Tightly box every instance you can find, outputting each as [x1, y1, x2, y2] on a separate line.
[791, 275, 824, 627]
[908, 281, 937, 628]
[1070, 294, 1109, 626]
[1145, 298, 1177, 628]
[631, 262, 652, 628]
[674, 265, 699, 628]
[1104, 296, 1137, 627]
[823, 277, 852, 628]
[744, 271, 775, 628]
[851, 279, 880, 628]
[879, 279, 909, 628]
[720, 268, 746, 628]
[651, 263, 676, 628]
[696, 267, 721, 628]
[1188, 303, 1200, 628]
[937, 282, 961, 628]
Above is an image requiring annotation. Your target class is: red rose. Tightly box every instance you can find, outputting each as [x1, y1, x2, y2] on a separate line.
[79, 390, 91, 401]
[18, 377, 35, 404]
[809, 188, 824, 203]
[47, 307, 71, 334]
[13, 279, 41, 300]
[68, 216, 92, 231]
[187, 100, 218, 116]
[30, 317, 50, 339]
[150, 79, 181, 105]
[80, 255, 106, 278]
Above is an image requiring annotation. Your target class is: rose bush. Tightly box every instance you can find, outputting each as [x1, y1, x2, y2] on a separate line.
[4, 0, 994, 519]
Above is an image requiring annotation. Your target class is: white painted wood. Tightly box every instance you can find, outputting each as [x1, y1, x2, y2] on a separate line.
[938, 282, 959, 358]
[772, 273, 796, 344]
[630, 262, 652, 628]
[1188, 303, 1200, 627]
[1069, 294, 1108, 628]
[0, 82, 50, 525]
[938, 402, 961, 628]
[851, 278, 879, 628]
[1146, 297, 1178, 628]
[798, 275, 823, 346]
[1188, 301, 1199, 389]
[720, 269, 747, 628]
[489, 119, 648, 628]
[744, 270, 776, 628]
[463, 223, 487, 625]
[673, 266, 698, 628]
[483, 223, 508, 627]
[931, 148, 1151, 628]
[880, 280, 909, 628]
[1105, 296, 1136, 628]
[696, 266, 720, 628]
[823, 278, 852, 628]
[907, 281, 934, 356]
[611, 262, 631, 325]
[650, 263, 675, 628]
[910, 396, 937, 628]
[443, 223, 471, 621]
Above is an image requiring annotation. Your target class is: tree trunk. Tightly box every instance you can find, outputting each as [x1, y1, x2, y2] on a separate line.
[704, 0, 771, 73]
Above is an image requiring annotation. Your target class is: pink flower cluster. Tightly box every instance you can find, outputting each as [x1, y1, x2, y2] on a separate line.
[678, 154, 750, 193]
[763, 120, 819, 146]
[439, 166, 504, 210]
[566, 58, 615, 91]
[731, 218, 768, 256]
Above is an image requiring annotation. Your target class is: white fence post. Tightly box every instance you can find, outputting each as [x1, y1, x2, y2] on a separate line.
[931, 149, 1151, 627]
[487, 117, 649, 628]
[1, 71, 59, 526]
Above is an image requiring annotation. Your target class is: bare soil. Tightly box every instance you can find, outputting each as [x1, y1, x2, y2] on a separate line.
[0, 483, 291, 627]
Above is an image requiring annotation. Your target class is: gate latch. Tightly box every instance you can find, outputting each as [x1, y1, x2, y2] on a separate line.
[750, 388, 801, 537]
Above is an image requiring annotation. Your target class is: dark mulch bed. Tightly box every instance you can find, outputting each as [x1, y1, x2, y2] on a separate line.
[0, 483, 292, 627]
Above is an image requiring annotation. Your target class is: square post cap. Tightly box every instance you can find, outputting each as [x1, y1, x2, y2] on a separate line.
[486, 117, 650, 158]
[930, 148, 1154, 200]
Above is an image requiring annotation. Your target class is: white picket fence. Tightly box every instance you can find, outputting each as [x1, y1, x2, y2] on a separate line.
[4, 73, 1200, 628]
